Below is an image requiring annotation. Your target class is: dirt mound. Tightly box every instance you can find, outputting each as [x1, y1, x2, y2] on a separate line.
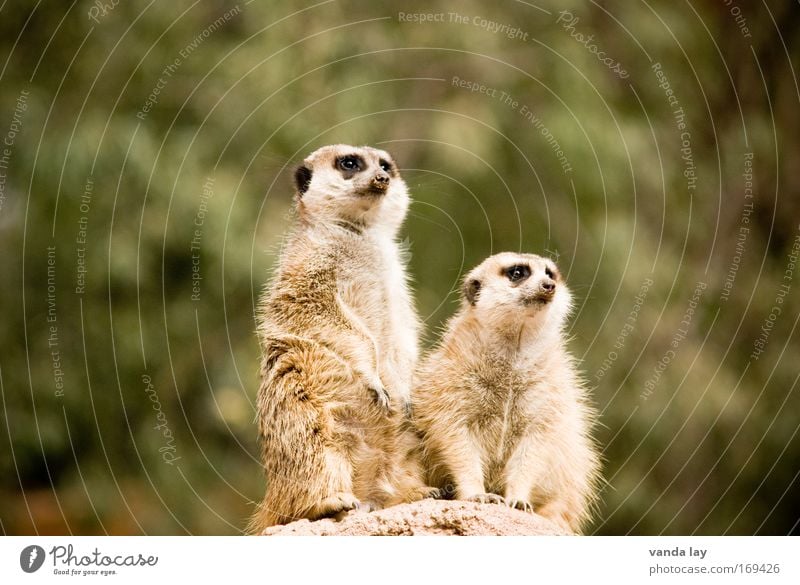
[262, 498, 568, 536]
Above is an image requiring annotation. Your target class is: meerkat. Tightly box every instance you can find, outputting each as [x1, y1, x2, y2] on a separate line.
[250, 145, 435, 532]
[411, 252, 601, 533]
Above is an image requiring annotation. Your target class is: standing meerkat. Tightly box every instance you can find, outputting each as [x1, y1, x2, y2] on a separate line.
[412, 252, 601, 533]
[250, 144, 434, 531]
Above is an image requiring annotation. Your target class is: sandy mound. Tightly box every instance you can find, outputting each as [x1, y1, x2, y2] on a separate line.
[262, 498, 568, 535]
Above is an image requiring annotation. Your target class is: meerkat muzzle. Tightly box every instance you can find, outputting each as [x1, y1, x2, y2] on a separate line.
[367, 171, 390, 193]
[525, 281, 556, 305]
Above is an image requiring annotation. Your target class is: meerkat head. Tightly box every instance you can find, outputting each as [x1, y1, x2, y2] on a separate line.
[293, 144, 409, 232]
[462, 252, 572, 340]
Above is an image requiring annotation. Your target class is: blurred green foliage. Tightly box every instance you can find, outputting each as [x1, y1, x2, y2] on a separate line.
[0, 0, 798, 534]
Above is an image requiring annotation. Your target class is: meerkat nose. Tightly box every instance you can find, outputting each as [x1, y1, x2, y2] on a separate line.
[541, 279, 556, 294]
[374, 172, 390, 185]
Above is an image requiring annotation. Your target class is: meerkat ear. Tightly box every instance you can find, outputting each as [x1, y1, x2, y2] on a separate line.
[294, 165, 312, 195]
[464, 278, 481, 306]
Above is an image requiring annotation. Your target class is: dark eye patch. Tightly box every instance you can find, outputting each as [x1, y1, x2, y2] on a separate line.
[505, 264, 531, 283]
[378, 158, 394, 174]
[545, 267, 554, 279]
[335, 155, 364, 179]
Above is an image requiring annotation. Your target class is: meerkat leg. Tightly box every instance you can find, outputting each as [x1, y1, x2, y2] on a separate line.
[383, 423, 442, 505]
[502, 435, 547, 514]
[254, 340, 362, 528]
[534, 498, 582, 534]
[259, 409, 360, 525]
[429, 426, 496, 502]
[533, 438, 599, 534]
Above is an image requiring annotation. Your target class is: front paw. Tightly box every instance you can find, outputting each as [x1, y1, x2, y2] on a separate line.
[466, 493, 506, 505]
[402, 397, 413, 420]
[310, 492, 361, 521]
[507, 499, 534, 513]
[405, 486, 444, 502]
[368, 383, 392, 412]
[423, 487, 444, 499]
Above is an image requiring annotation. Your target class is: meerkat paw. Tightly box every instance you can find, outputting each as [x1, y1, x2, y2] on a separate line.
[507, 499, 534, 513]
[354, 501, 375, 513]
[309, 492, 361, 521]
[466, 493, 506, 505]
[404, 486, 444, 502]
[367, 383, 392, 412]
[402, 397, 413, 420]
[422, 486, 444, 499]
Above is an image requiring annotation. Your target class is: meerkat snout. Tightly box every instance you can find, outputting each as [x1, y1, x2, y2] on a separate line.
[370, 169, 390, 192]
[528, 272, 557, 304]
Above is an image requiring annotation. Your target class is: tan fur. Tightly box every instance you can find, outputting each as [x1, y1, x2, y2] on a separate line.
[412, 252, 601, 534]
[250, 145, 435, 532]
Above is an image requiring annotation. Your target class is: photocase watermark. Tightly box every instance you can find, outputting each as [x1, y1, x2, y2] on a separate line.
[190, 176, 214, 301]
[137, 5, 241, 120]
[398, 12, 529, 41]
[440, 483, 457, 498]
[142, 374, 180, 465]
[720, 152, 754, 302]
[0, 88, 29, 215]
[595, 276, 654, 382]
[451, 75, 573, 173]
[46, 246, 66, 398]
[87, 0, 119, 24]
[20, 545, 46, 573]
[722, 0, 752, 39]
[556, 10, 629, 79]
[652, 62, 697, 194]
[750, 226, 800, 361]
[22, 543, 158, 576]
[641, 281, 707, 400]
[74, 175, 94, 295]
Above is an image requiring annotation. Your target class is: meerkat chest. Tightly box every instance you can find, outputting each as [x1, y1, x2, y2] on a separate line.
[334, 234, 401, 330]
[467, 364, 556, 462]
[372, 233, 409, 308]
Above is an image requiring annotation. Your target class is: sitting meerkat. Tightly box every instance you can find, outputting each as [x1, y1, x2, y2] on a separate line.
[250, 145, 435, 531]
[411, 252, 601, 533]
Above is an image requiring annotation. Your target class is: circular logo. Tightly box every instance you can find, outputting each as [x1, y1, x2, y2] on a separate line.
[19, 545, 45, 573]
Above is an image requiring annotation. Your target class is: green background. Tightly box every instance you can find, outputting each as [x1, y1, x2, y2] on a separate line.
[1, 0, 798, 535]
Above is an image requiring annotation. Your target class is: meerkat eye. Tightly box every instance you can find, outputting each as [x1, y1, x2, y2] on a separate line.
[505, 265, 531, 282]
[545, 266, 555, 279]
[338, 156, 361, 172]
[379, 159, 393, 173]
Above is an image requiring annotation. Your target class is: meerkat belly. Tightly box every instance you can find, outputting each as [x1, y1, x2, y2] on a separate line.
[468, 370, 557, 492]
[464, 371, 523, 485]
[476, 400, 531, 492]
